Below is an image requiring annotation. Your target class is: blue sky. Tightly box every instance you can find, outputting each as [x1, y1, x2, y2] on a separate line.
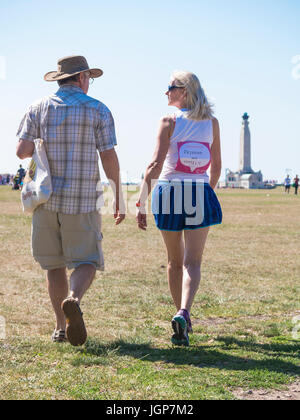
[0, 0, 299, 182]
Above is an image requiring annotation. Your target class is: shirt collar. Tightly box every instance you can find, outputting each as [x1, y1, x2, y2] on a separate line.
[57, 84, 84, 94]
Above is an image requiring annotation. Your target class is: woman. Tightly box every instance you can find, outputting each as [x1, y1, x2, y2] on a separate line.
[136, 70, 222, 346]
[293, 175, 299, 195]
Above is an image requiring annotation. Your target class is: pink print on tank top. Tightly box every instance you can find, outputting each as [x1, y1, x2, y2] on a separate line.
[175, 141, 211, 174]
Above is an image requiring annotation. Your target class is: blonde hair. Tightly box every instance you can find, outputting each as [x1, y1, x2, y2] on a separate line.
[171, 70, 214, 121]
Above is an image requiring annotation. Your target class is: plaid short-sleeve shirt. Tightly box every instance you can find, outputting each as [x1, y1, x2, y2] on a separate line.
[17, 85, 117, 214]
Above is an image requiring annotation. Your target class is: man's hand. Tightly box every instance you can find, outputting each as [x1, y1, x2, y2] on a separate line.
[113, 200, 126, 225]
[114, 210, 126, 225]
[136, 209, 147, 231]
[16, 139, 34, 159]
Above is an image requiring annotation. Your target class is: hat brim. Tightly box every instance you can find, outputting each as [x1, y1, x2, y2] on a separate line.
[44, 68, 103, 82]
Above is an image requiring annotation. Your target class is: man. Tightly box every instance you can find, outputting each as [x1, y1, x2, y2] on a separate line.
[284, 175, 291, 193]
[17, 165, 26, 181]
[16, 55, 125, 346]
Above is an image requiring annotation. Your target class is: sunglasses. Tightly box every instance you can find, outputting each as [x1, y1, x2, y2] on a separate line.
[168, 85, 184, 92]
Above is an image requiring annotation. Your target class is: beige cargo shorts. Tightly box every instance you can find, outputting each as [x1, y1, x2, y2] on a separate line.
[31, 207, 105, 271]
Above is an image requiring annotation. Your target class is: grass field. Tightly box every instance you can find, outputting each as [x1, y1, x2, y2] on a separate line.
[0, 185, 299, 400]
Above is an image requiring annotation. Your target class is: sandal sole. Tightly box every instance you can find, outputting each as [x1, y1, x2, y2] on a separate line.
[62, 299, 87, 347]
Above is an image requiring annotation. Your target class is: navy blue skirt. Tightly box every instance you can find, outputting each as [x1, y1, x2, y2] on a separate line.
[152, 181, 222, 231]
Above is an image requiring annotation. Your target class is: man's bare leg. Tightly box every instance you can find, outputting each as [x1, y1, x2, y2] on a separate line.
[69, 264, 96, 304]
[47, 267, 69, 331]
[61, 264, 96, 346]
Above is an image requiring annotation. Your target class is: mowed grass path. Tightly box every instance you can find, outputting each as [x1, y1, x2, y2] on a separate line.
[0, 186, 299, 400]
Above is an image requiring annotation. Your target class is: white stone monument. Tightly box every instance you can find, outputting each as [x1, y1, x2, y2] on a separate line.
[225, 113, 264, 189]
[239, 113, 253, 174]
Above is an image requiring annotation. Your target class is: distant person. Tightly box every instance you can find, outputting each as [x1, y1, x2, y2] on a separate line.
[17, 165, 26, 181]
[12, 175, 20, 190]
[16, 55, 125, 346]
[136, 71, 222, 346]
[284, 175, 291, 193]
[293, 175, 299, 195]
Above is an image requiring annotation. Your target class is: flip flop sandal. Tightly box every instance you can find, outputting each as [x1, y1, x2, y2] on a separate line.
[62, 298, 87, 347]
[52, 329, 67, 343]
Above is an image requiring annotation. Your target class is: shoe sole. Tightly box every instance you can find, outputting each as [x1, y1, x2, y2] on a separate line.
[62, 299, 87, 347]
[52, 336, 67, 343]
[171, 315, 189, 346]
[52, 338, 67, 343]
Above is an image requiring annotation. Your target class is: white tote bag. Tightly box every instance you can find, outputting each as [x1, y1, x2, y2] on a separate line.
[21, 139, 52, 213]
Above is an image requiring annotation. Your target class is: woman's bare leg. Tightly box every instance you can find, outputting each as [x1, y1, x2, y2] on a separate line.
[181, 227, 210, 313]
[160, 230, 184, 311]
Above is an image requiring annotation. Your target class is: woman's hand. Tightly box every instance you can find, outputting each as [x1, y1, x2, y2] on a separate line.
[136, 208, 147, 231]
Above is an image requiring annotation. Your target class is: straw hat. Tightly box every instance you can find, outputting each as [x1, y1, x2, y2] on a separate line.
[44, 55, 103, 82]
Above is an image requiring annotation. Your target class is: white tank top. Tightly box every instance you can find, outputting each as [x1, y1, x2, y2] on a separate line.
[160, 109, 214, 183]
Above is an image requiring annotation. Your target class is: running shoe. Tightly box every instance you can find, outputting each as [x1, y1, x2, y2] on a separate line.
[171, 309, 191, 346]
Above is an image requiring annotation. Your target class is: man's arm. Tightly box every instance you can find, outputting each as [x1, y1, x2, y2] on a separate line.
[99, 148, 125, 225]
[16, 105, 39, 159]
[16, 139, 34, 159]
